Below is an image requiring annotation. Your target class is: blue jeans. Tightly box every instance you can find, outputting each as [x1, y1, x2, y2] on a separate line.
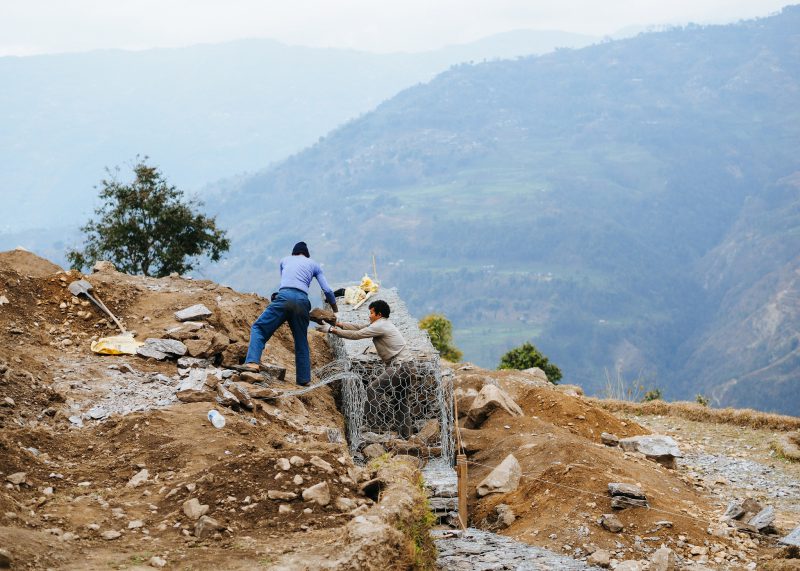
[245, 288, 311, 385]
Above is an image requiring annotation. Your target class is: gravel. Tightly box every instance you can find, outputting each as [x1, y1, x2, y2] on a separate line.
[434, 528, 602, 570]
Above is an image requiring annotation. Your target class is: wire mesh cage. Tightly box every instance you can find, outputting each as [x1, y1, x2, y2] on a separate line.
[324, 287, 454, 465]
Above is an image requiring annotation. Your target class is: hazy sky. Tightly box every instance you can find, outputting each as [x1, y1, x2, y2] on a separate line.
[0, 0, 792, 56]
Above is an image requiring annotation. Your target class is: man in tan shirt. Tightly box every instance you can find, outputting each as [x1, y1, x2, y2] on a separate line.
[321, 299, 414, 437]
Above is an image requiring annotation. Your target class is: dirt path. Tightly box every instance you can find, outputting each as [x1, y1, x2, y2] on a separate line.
[629, 414, 800, 532]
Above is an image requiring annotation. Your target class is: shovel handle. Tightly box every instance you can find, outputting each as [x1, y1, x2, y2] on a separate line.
[85, 292, 126, 333]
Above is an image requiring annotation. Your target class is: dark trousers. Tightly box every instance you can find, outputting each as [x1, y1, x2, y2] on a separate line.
[367, 360, 413, 438]
[244, 287, 311, 384]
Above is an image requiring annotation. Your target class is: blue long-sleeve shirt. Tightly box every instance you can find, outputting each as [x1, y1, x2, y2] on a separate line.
[279, 255, 336, 306]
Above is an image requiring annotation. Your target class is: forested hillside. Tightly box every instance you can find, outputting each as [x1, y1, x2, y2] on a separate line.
[207, 6, 800, 414]
[0, 30, 594, 233]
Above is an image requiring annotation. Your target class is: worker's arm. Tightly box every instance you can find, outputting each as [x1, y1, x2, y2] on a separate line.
[314, 265, 338, 312]
[331, 321, 383, 340]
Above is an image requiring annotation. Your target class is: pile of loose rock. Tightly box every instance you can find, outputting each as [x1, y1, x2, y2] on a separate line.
[722, 498, 777, 534]
[134, 303, 247, 367]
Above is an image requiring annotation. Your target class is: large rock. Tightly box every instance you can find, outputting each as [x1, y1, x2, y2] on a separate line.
[522, 367, 550, 383]
[309, 307, 336, 325]
[464, 384, 523, 428]
[310, 456, 334, 473]
[245, 383, 278, 400]
[414, 419, 440, 445]
[126, 469, 149, 488]
[608, 483, 649, 509]
[780, 525, 800, 547]
[601, 432, 620, 446]
[588, 549, 611, 567]
[723, 501, 746, 520]
[142, 338, 187, 357]
[619, 435, 681, 468]
[194, 515, 224, 539]
[136, 344, 168, 360]
[611, 496, 648, 509]
[0, 548, 11, 568]
[176, 368, 215, 402]
[608, 483, 646, 499]
[748, 506, 775, 531]
[599, 513, 624, 532]
[166, 321, 206, 341]
[362, 443, 387, 460]
[92, 260, 116, 272]
[495, 504, 516, 528]
[185, 331, 230, 359]
[302, 482, 331, 506]
[476, 454, 521, 497]
[177, 356, 210, 369]
[175, 304, 212, 322]
[177, 369, 208, 391]
[182, 498, 209, 520]
[176, 389, 215, 403]
[650, 547, 677, 571]
[220, 342, 248, 367]
[227, 382, 254, 410]
[335, 497, 357, 511]
[454, 387, 479, 417]
[267, 490, 297, 501]
[215, 384, 240, 407]
[6, 472, 27, 485]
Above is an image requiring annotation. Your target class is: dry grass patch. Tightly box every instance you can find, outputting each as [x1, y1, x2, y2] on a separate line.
[586, 398, 800, 431]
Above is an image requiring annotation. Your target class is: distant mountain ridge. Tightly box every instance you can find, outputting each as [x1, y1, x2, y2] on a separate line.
[0, 29, 596, 233]
[205, 6, 800, 414]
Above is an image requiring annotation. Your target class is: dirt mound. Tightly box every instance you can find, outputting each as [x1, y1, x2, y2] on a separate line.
[0, 248, 62, 277]
[1, 255, 429, 569]
[454, 367, 763, 565]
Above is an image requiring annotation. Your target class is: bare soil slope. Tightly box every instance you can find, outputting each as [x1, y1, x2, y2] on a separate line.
[453, 366, 799, 568]
[0, 251, 425, 570]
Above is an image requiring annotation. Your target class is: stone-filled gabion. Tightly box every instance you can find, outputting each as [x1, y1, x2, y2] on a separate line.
[325, 287, 454, 464]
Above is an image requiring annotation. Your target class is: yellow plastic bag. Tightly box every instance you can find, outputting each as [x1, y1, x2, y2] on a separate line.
[91, 335, 143, 355]
[359, 274, 379, 293]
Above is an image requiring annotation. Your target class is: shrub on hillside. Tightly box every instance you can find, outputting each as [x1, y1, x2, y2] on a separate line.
[498, 342, 562, 384]
[419, 313, 463, 362]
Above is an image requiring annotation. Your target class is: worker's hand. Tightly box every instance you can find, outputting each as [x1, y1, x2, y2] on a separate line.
[317, 323, 332, 333]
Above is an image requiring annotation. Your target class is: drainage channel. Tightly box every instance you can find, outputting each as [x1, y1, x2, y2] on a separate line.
[422, 463, 601, 570]
[433, 528, 603, 571]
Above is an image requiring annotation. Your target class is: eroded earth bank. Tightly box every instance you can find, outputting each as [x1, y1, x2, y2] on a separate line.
[1, 249, 798, 570]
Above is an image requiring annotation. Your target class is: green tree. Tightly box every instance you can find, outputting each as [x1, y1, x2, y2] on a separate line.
[68, 157, 230, 277]
[498, 342, 562, 384]
[419, 313, 463, 362]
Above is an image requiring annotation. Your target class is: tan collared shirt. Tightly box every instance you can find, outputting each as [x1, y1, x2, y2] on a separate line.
[334, 317, 410, 363]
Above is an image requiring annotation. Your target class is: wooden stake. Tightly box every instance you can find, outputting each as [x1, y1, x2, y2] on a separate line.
[453, 394, 468, 529]
[457, 453, 468, 530]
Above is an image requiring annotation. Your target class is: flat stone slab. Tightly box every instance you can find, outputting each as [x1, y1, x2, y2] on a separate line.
[780, 525, 800, 547]
[608, 482, 646, 499]
[619, 435, 682, 458]
[142, 338, 188, 357]
[435, 528, 603, 570]
[174, 304, 213, 322]
[748, 506, 775, 530]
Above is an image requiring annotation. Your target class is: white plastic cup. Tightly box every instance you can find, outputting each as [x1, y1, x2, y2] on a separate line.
[207, 409, 225, 429]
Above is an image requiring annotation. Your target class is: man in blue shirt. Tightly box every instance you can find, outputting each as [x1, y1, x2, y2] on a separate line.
[242, 241, 338, 386]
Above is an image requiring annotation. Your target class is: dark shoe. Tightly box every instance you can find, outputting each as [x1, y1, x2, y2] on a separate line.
[296, 381, 311, 387]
